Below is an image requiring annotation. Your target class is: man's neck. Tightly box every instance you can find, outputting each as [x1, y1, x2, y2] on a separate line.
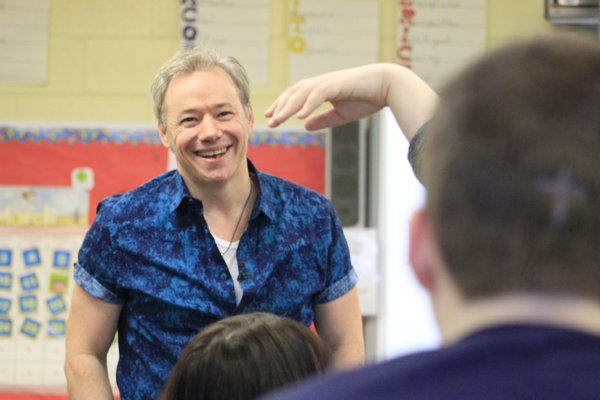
[439, 293, 600, 344]
[178, 162, 252, 209]
[193, 173, 255, 241]
[200, 176, 253, 212]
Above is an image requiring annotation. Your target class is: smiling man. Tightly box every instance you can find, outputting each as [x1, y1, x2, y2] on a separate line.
[64, 44, 364, 400]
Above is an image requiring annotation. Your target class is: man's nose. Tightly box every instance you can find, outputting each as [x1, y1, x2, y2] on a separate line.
[197, 116, 222, 141]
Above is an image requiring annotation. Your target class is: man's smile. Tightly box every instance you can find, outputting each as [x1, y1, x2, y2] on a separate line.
[195, 146, 229, 159]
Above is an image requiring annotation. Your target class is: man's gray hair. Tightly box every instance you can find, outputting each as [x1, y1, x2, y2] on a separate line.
[150, 43, 251, 126]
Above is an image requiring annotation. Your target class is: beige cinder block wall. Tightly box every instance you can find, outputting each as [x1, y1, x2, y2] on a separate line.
[0, 0, 553, 126]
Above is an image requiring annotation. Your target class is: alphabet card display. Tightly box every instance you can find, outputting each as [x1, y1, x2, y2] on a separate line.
[0, 123, 168, 393]
[0, 233, 77, 385]
[0, 167, 121, 391]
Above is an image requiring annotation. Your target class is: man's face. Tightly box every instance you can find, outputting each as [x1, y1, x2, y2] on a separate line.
[159, 67, 253, 193]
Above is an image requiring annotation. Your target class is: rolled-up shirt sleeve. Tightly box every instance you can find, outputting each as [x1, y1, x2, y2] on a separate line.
[74, 198, 124, 304]
[314, 202, 358, 304]
[74, 263, 122, 304]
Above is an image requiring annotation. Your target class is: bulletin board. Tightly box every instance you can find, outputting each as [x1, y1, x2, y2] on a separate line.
[0, 123, 325, 394]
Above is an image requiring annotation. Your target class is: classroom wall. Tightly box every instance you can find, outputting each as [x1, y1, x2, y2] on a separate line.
[0, 0, 554, 126]
[487, 0, 552, 46]
[0, 0, 178, 123]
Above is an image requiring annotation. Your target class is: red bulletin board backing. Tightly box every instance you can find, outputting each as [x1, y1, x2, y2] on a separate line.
[0, 125, 326, 225]
[247, 129, 325, 194]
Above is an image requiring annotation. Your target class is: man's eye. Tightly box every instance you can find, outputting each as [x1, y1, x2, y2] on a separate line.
[180, 117, 196, 125]
[218, 111, 233, 118]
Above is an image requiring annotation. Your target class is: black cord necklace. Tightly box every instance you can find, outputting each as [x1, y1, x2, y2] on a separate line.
[221, 178, 253, 256]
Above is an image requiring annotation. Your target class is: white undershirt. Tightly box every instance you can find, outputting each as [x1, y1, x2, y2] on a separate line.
[212, 234, 243, 305]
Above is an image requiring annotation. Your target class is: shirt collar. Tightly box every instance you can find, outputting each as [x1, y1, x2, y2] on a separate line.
[165, 170, 193, 213]
[250, 159, 276, 221]
[165, 159, 276, 221]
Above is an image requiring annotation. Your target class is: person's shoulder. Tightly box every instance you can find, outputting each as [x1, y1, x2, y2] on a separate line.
[257, 172, 338, 225]
[263, 353, 435, 400]
[267, 325, 600, 400]
[258, 171, 330, 207]
[97, 170, 179, 218]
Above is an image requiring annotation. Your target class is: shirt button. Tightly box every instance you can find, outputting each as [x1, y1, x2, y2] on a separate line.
[219, 272, 228, 280]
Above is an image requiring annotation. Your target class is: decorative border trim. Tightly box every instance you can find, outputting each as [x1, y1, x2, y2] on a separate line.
[0, 126, 326, 147]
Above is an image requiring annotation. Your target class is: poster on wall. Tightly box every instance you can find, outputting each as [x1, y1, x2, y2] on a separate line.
[181, 0, 270, 85]
[287, 0, 379, 84]
[397, 0, 487, 89]
[0, 0, 50, 85]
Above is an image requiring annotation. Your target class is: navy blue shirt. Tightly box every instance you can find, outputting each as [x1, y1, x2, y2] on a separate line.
[75, 161, 357, 400]
[264, 324, 600, 400]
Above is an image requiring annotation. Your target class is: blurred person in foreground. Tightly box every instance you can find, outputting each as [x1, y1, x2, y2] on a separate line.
[262, 33, 600, 399]
[158, 312, 329, 400]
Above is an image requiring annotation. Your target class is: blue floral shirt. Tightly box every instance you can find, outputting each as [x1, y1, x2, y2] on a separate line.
[74, 160, 357, 400]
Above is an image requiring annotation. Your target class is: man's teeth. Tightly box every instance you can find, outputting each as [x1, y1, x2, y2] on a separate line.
[198, 148, 227, 157]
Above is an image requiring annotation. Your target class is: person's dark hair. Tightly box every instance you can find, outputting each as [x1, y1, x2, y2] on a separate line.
[423, 33, 600, 300]
[157, 312, 330, 400]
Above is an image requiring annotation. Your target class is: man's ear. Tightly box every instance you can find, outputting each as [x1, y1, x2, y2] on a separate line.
[246, 104, 255, 130]
[157, 121, 170, 148]
[409, 208, 436, 291]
